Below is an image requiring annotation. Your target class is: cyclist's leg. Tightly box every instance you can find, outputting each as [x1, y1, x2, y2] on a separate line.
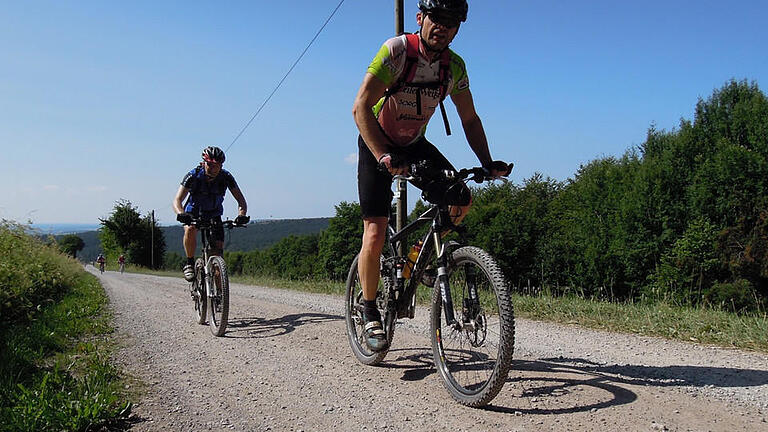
[360, 217, 388, 302]
[183, 225, 198, 259]
[357, 135, 393, 304]
[210, 217, 225, 257]
[182, 225, 198, 280]
[358, 218, 389, 351]
[448, 199, 472, 226]
[357, 135, 393, 351]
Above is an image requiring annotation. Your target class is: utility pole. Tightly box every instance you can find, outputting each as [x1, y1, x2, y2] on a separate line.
[150, 210, 155, 269]
[394, 0, 407, 256]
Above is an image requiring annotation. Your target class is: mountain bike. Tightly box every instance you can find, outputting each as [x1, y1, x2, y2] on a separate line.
[344, 161, 516, 407]
[185, 217, 246, 337]
[98, 261, 105, 274]
[119, 262, 125, 274]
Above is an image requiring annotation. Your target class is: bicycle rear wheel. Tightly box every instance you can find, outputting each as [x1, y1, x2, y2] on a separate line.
[430, 246, 515, 407]
[344, 253, 395, 365]
[207, 256, 229, 337]
[193, 257, 207, 325]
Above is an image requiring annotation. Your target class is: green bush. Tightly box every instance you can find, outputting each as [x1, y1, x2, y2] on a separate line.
[703, 279, 762, 312]
[0, 222, 129, 430]
[0, 221, 82, 325]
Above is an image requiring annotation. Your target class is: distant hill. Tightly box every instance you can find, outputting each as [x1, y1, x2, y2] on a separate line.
[31, 223, 101, 235]
[58, 218, 331, 262]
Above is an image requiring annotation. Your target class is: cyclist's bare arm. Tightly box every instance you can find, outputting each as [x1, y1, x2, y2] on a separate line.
[352, 73, 406, 175]
[451, 89, 497, 170]
[228, 186, 248, 216]
[173, 185, 190, 214]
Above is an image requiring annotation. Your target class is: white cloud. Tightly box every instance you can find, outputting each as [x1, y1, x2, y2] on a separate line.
[344, 153, 357, 165]
[42, 185, 60, 191]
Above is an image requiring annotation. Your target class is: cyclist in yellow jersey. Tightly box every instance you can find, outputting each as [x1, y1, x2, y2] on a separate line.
[352, 0, 511, 351]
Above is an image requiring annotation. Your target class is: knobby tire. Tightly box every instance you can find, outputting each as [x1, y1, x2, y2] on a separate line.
[193, 257, 207, 325]
[430, 246, 515, 407]
[207, 256, 229, 337]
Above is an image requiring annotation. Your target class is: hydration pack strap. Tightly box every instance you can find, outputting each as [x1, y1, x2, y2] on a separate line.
[382, 33, 453, 136]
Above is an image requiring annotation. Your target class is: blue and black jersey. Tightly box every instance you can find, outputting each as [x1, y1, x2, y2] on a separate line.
[181, 164, 239, 218]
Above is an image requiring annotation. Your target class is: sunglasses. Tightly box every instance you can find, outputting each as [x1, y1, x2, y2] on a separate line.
[427, 12, 460, 29]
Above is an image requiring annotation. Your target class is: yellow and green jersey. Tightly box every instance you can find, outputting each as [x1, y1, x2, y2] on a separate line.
[367, 34, 470, 146]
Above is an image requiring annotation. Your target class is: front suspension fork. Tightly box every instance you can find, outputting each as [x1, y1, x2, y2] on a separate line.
[434, 233, 481, 329]
[433, 231, 458, 327]
[205, 257, 216, 298]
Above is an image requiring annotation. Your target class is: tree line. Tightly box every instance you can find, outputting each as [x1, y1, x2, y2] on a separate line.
[470, 79, 767, 311]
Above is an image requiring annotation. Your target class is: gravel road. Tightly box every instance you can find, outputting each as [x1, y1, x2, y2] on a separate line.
[92, 268, 768, 431]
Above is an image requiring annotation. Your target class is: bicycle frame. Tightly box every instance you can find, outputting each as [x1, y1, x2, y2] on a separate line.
[385, 180, 463, 327]
[194, 219, 240, 296]
[197, 222, 219, 298]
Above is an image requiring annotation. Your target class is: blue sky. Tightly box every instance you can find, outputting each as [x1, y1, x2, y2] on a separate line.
[2, 1, 766, 225]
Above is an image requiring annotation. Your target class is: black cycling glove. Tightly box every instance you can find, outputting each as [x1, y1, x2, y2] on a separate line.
[234, 215, 250, 226]
[176, 212, 193, 225]
[377, 151, 408, 173]
[483, 160, 513, 176]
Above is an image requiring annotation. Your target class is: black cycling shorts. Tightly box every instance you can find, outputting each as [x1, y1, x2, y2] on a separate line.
[357, 135, 471, 219]
[192, 215, 225, 245]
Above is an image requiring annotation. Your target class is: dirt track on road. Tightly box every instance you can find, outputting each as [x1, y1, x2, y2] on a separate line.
[93, 269, 768, 431]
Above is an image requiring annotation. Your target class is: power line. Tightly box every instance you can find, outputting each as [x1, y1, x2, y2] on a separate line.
[225, 0, 347, 152]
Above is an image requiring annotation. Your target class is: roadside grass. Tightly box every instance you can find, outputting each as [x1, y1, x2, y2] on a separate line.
[0, 261, 130, 430]
[136, 267, 768, 353]
[514, 294, 768, 352]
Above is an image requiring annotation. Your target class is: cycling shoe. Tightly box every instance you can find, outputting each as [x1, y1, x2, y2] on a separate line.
[363, 320, 389, 352]
[183, 264, 195, 282]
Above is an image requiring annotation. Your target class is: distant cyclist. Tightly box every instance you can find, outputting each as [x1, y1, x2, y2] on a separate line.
[96, 254, 106, 273]
[118, 254, 126, 273]
[173, 146, 249, 281]
[351, 0, 510, 352]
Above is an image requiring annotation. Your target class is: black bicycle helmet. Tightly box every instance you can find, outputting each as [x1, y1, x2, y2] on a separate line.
[202, 146, 225, 164]
[417, 0, 468, 22]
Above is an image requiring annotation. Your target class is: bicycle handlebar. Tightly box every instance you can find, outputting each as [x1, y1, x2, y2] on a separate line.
[182, 218, 248, 229]
[400, 160, 514, 184]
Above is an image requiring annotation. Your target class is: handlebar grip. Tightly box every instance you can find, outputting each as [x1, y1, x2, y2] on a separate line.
[483, 160, 514, 176]
[377, 152, 410, 173]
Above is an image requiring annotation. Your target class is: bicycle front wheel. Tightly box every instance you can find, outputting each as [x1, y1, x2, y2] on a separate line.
[430, 246, 515, 407]
[193, 257, 207, 325]
[207, 256, 229, 337]
[344, 254, 394, 365]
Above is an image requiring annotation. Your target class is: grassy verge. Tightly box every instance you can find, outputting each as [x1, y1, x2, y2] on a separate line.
[137, 267, 768, 353]
[515, 294, 768, 352]
[0, 271, 130, 431]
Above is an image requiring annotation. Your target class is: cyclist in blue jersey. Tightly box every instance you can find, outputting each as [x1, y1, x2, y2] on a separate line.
[173, 146, 249, 281]
[352, 0, 511, 352]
